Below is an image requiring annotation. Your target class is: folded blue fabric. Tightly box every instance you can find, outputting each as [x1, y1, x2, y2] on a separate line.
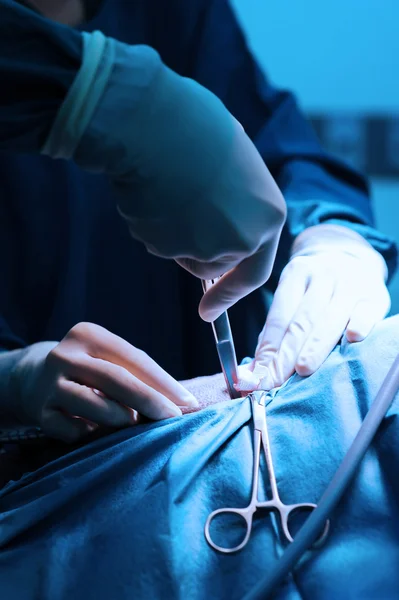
[0, 317, 399, 600]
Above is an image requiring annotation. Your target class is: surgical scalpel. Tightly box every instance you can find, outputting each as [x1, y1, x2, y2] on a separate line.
[201, 279, 241, 399]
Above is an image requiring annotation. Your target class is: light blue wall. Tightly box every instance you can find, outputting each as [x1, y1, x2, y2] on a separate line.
[233, 0, 399, 314]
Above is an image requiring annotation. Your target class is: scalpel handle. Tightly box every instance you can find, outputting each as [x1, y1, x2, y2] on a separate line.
[201, 279, 241, 399]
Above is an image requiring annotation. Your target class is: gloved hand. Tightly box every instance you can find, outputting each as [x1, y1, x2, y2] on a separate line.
[9, 322, 198, 442]
[236, 224, 391, 392]
[41, 31, 286, 322]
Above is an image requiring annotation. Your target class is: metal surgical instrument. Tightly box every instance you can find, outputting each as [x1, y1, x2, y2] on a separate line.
[205, 390, 330, 553]
[244, 352, 399, 599]
[201, 278, 241, 399]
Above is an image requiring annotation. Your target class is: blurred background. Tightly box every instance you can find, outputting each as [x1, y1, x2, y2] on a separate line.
[233, 0, 399, 314]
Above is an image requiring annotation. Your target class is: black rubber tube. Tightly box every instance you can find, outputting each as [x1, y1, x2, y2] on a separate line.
[243, 353, 399, 600]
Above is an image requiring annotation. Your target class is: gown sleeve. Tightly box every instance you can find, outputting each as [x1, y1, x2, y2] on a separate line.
[170, 0, 397, 283]
[0, 0, 82, 153]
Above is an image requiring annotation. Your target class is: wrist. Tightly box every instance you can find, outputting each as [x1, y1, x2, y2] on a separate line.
[42, 30, 163, 174]
[290, 224, 388, 281]
[291, 224, 371, 253]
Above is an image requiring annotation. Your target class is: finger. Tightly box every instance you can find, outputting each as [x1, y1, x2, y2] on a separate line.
[57, 379, 140, 427]
[198, 238, 280, 322]
[116, 350, 198, 410]
[180, 372, 229, 410]
[175, 256, 240, 280]
[261, 278, 335, 387]
[41, 408, 97, 443]
[346, 294, 391, 342]
[254, 262, 310, 365]
[296, 288, 354, 376]
[234, 363, 266, 392]
[70, 323, 198, 409]
[70, 355, 183, 420]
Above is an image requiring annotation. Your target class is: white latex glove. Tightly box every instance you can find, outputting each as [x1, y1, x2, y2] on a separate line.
[236, 224, 391, 392]
[10, 322, 198, 442]
[42, 31, 286, 323]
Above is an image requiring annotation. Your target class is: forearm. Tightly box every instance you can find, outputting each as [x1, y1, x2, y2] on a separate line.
[0, 0, 82, 153]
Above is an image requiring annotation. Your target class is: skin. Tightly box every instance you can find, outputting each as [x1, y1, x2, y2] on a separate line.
[180, 372, 231, 413]
[24, 0, 85, 25]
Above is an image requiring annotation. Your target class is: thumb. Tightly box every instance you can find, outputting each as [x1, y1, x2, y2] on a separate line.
[235, 362, 275, 392]
[199, 241, 278, 322]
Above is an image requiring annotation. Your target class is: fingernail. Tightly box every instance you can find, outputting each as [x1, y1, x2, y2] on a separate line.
[164, 404, 182, 418]
[92, 388, 105, 398]
[178, 393, 199, 408]
[86, 424, 99, 434]
[200, 307, 220, 323]
[126, 409, 141, 425]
